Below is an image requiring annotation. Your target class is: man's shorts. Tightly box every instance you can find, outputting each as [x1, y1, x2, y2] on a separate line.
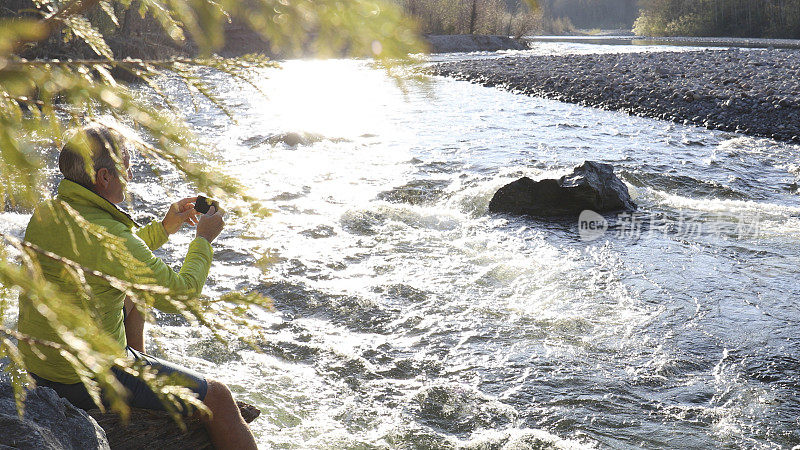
[30, 347, 208, 414]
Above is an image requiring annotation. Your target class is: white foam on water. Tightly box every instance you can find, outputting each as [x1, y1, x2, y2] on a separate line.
[464, 427, 596, 449]
[645, 188, 800, 217]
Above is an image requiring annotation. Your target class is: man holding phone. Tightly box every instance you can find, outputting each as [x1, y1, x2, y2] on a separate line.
[17, 123, 257, 449]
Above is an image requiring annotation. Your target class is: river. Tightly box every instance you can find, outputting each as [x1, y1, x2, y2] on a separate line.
[4, 42, 800, 448]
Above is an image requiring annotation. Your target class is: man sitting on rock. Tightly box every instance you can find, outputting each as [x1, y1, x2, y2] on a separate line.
[17, 123, 257, 449]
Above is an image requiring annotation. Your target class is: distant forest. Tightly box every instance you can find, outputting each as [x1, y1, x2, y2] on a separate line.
[397, 0, 638, 36]
[635, 0, 800, 38]
[3, 0, 799, 45]
[398, 0, 540, 36]
[539, 0, 639, 30]
[400, 0, 800, 39]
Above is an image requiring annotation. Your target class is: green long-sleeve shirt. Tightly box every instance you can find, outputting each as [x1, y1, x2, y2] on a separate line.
[17, 179, 212, 383]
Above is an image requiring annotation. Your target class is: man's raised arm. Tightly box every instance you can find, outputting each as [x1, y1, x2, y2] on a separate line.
[122, 206, 225, 314]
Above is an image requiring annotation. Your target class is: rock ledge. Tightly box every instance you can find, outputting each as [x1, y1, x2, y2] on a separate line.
[0, 382, 261, 450]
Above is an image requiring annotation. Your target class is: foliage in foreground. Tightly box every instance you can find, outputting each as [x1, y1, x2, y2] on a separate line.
[0, 0, 423, 423]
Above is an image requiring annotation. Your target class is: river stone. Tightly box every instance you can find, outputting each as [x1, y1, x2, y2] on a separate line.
[488, 161, 636, 216]
[0, 383, 110, 449]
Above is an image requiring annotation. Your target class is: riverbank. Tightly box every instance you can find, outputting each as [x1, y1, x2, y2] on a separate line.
[424, 35, 528, 53]
[526, 35, 800, 50]
[431, 49, 800, 143]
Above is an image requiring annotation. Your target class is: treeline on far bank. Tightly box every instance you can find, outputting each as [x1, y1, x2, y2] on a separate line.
[634, 0, 800, 38]
[396, 0, 607, 37]
[399, 0, 800, 39]
[538, 0, 639, 32]
[398, 0, 540, 36]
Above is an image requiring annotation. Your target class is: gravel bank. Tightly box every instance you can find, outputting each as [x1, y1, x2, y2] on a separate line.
[526, 36, 800, 49]
[432, 49, 800, 143]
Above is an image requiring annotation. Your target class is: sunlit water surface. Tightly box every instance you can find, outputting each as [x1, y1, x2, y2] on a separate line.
[3, 43, 800, 448]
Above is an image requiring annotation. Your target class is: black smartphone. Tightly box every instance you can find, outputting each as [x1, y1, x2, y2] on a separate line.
[195, 195, 220, 214]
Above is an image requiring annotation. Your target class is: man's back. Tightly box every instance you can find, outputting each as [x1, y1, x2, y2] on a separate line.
[18, 179, 209, 383]
[16, 123, 256, 448]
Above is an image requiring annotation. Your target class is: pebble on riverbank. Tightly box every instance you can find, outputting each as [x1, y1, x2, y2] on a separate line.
[431, 49, 800, 143]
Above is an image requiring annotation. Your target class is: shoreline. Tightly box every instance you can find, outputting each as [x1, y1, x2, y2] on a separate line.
[525, 35, 800, 50]
[432, 49, 800, 143]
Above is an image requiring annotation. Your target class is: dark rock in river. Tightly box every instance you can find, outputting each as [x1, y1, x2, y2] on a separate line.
[0, 384, 109, 449]
[489, 161, 636, 216]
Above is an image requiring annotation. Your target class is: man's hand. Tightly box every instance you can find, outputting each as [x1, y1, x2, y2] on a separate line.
[196, 206, 225, 243]
[162, 197, 199, 236]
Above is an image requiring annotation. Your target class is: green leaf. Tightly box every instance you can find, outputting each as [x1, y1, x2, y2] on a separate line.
[139, 0, 186, 42]
[99, 1, 120, 26]
[63, 15, 114, 59]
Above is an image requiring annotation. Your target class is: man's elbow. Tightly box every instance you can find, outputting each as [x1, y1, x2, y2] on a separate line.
[190, 278, 206, 298]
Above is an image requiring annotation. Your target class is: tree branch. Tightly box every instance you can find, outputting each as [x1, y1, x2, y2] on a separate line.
[8, 0, 104, 55]
[0, 231, 170, 295]
[42, 0, 103, 33]
[0, 324, 63, 351]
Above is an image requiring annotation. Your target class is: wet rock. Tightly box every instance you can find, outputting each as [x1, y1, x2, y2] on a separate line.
[241, 132, 344, 148]
[257, 338, 321, 362]
[87, 401, 260, 450]
[268, 132, 323, 147]
[186, 337, 243, 364]
[259, 281, 396, 333]
[271, 186, 311, 201]
[0, 381, 260, 450]
[413, 384, 516, 435]
[0, 383, 109, 449]
[377, 179, 451, 205]
[376, 357, 442, 380]
[300, 224, 337, 239]
[489, 161, 636, 217]
[386, 426, 456, 450]
[340, 209, 383, 236]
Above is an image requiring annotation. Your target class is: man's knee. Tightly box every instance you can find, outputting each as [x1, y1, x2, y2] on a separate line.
[203, 379, 234, 410]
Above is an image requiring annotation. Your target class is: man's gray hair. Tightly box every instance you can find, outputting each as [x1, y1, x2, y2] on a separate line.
[59, 124, 129, 188]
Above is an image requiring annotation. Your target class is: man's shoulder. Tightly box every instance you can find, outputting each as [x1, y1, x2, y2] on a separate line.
[25, 199, 67, 241]
[25, 198, 133, 248]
